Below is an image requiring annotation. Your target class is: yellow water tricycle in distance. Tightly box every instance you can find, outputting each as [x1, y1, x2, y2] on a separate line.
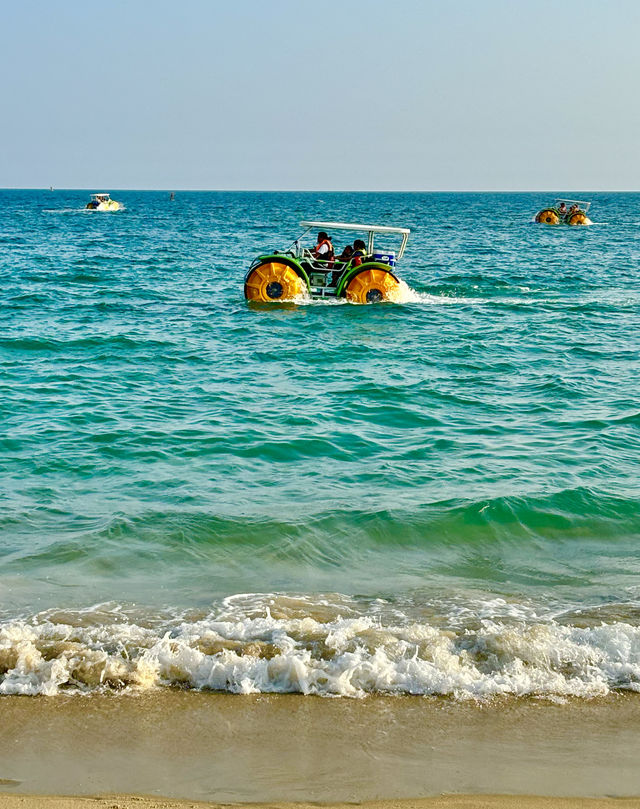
[535, 199, 592, 226]
[86, 193, 121, 211]
[244, 220, 410, 303]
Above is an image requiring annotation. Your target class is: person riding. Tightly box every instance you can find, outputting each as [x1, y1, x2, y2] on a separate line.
[558, 202, 567, 215]
[351, 239, 368, 267]
[337, 244, 353, 262]
[313, 231, 334, 265]
[568, 204, 579, 215]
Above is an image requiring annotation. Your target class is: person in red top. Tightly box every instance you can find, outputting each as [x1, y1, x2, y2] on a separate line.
[351, 239, 367, 267]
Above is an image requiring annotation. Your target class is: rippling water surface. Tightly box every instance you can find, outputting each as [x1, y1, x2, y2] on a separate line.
[1, 189, 640, 696]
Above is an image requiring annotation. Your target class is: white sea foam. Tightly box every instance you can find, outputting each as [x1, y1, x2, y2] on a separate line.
[283, 279, 513, 307]
[394, 282, 457, 305]
[2, 597, 640, 698]
[395, 286, 541, 306]
[289, 280, 475, 306]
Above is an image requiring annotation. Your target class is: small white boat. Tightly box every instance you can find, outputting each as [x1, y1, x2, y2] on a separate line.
[86, 193, 121, 211]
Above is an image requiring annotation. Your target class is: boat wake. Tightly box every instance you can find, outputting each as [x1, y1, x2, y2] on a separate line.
[287, 282, 474, 306]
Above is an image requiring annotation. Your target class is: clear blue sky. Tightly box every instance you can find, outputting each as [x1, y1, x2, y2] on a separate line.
[2, 0, 639, 190]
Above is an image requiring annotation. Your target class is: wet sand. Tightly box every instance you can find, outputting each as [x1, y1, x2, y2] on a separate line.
[1, 798, 640, 809]
[1, 693, 640, 805]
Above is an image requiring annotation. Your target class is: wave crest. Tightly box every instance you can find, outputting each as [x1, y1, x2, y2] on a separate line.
[2, 596, 640, 698]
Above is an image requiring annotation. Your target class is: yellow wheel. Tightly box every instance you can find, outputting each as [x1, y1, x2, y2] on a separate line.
[345, 267, 402, 304]
[244, 261, 307, 302]
[535, 209, 560, 225]
[566, 212, 588, 226]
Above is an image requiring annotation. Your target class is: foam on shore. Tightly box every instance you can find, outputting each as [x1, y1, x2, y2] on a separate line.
[2, 594, 640, 697]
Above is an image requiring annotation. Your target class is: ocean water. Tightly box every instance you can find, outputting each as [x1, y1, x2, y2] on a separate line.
[1, 189, 640, 698]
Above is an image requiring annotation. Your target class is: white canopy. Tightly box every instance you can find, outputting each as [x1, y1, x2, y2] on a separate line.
[299, 220, 410, 258]
[300, 220, 410, 235]
[554, 199, 591, 211]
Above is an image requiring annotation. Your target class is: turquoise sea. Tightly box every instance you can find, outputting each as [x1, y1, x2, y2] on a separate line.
[1, 189, 640, 697]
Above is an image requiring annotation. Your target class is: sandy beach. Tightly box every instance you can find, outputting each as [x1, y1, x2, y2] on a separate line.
[2, 797, 640, 809]
[2, 693, 640, 807]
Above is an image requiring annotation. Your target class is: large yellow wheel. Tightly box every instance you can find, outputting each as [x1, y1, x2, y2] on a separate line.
[345, 267, 402, 304]
[566, 212, 589, 226]
[244, 262, 307, 302]
[535, 209, 560, 225]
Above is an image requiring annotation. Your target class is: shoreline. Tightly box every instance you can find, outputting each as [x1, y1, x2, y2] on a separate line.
[2, 797, 640, 809]
[2, 693, 640, 803]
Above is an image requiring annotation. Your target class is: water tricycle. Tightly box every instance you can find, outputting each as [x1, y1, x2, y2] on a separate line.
[535, 199, 592, 226]
[86, 193, 121, 211]
[244, 220, 410, 303]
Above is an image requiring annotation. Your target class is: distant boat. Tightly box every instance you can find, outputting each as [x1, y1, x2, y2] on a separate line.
[86, 193, 121, 211]
[535, 199, 592, 226]
[170, 192, 175, 201]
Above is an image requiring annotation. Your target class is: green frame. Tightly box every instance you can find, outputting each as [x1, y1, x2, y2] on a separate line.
[245, 255, 401, 300]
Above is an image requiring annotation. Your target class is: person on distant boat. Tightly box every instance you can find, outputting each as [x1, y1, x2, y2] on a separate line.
[568, 204, 579, 214]
[558, 202, 567, 215]
[351, 239, 368, 267]
[313, 231, 334, 265]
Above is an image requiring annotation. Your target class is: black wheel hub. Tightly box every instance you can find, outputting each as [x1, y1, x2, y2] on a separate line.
[266, 281, 284, 299]
[366, 288, 383, 303]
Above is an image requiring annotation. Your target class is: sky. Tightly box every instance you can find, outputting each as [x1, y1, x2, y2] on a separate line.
[2, 0, 639, 190]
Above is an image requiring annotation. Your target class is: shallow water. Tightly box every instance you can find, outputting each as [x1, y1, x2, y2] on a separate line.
[1, 189, 639, 696]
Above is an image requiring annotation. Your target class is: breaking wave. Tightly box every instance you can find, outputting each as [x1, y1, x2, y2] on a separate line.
[2, 594, 640, 698]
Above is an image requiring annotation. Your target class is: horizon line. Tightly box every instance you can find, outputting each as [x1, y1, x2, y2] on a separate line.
[2, 187, 639, 194]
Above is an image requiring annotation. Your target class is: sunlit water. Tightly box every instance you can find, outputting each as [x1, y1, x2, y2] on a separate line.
[1, 189, 640, 696]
